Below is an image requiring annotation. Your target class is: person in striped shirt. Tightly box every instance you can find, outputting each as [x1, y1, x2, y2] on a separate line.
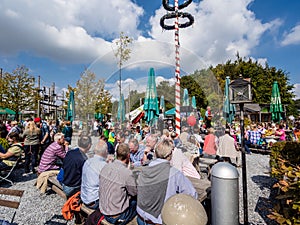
[38, 132, 68, 174]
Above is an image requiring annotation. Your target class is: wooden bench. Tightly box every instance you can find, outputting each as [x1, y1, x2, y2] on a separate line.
[47, 175, 67, 200]
[0, 188, 24, 223]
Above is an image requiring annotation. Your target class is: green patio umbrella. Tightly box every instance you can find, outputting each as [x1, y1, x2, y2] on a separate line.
[191, 96, 197, 109]
[165, 107, 175, 116]
[270, 81, 283, 122]
[182, 88, 189, 106]
[223, 76, 236, 123]
[160, 95, 165, 116]
[66, 90, 75, 123]
[117, 93, 125, 123]
[143, 68, 159, 126]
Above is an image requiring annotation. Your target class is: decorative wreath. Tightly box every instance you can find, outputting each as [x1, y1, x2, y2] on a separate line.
[160, 12, 194, 30]
[162, 0, 193, 11]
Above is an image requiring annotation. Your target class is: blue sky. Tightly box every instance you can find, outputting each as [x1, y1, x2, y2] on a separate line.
[0, 0, 299, 101]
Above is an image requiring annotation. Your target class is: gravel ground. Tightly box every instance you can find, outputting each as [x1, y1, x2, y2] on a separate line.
[1, 144, 278, 225]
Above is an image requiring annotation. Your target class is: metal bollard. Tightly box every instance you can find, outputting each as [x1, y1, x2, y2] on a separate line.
[211, 162, 239, 225]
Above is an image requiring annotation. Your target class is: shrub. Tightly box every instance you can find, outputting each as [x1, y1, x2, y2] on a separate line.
[269, 141, 300, 224]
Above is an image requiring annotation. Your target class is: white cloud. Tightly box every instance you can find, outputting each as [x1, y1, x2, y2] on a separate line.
[0, 0, 282, 80]
[0, 0, 143, 62]
[149, 0, 278, 66]
[281, 25, 300, 46]
[294, 83, 300, 100]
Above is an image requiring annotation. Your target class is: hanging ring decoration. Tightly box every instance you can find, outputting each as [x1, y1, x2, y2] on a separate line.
[162, 0, 193, 11]
[160, 12, 194, 30]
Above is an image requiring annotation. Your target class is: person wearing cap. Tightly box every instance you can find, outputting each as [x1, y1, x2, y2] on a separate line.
[136, 139, 197, 225]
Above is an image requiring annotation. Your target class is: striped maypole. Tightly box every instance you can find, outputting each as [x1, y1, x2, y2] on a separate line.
[160, 0, 194, 136]
[174, 0, 181, 136]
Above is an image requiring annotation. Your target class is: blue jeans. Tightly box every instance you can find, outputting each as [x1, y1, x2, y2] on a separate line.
[244, 140, 252, 154]
[137, 215, 156, 225]
[62, 183, 80, 199]
[104, 199, 137, 225]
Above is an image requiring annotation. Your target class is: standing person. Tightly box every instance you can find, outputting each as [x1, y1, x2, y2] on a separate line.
[136, 139, 198, 225]
[81, 139, 108, 210]
[205, 106, 212, 128]
[22, 121, 41, 175]
[99, 143, 137, 225]
[107, 127, 115, 154]
[34, 117, 51, 161]
[62, 121, 73, 145]
[62, 135, 91, 198]
[38, 132, 68, 174]
[93, 120, 99, 136]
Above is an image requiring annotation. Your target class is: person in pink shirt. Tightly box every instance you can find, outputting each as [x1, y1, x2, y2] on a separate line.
[203, 128, 218, 155]
[275, 124, 286, 141]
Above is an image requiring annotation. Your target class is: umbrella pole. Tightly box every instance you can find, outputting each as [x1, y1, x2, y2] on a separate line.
[174, 0, 181, 136]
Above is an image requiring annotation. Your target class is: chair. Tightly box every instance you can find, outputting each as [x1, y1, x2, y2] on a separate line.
[0, 157, 21, 185]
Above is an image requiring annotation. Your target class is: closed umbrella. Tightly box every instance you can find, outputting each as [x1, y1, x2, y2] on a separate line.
[117, 93, 126, 123]
[160, 95, 165, 117]
[270, 81, 283, 122]
[143, 68, 159, 126]
[182, 88, 189, 106]
[191, 96, 197, 109]
[223, 76, 235, 123]
[66, 90, 75, 123]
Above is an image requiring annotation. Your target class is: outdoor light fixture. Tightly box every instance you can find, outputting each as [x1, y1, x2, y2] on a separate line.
[229, 74, 252, 225]
[229, 74, 252, 104]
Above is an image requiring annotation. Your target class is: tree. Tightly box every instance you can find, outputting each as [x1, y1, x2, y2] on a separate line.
[75, 69, 107, 124]
[113, 32, 133, 123]
[156, 80, 175, 110]
[95, 89, 112, 117]
[1, 65, 36, 120]
[210, 55, 296, 116]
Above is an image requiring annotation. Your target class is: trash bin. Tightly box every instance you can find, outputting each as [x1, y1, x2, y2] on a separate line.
[211, 162, 239, 225]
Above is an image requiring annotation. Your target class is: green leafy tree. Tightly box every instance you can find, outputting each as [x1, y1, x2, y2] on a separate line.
[156, 80, 175, 110]
[210, 55, 296, 116]
[2, 65, 36, 120]
[75, 69, 106, 124]
[95, 89, 112, 117]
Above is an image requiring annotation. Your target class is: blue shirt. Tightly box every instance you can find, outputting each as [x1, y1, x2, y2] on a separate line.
[130, 145, 145, 167]
[81, 155, 107, 204]
[137, 159, 198, 224]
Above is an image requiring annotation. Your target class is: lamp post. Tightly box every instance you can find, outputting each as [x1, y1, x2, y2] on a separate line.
[229, 74, 252, 225]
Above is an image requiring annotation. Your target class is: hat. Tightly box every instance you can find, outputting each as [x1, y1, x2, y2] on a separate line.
[11, 121, 18, 125]
[34, 117, 41, 123]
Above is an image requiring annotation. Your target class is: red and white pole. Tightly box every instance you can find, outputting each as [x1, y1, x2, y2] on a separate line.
[174, 0, 181, 136]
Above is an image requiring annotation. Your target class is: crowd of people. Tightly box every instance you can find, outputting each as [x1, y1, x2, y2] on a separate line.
[1, 113, 300, 224]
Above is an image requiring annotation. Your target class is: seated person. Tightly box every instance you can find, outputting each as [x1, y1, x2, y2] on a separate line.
[38, 132, 68, 174]
[128, 138, 145, 168]
[99, 143, 137, 225]
[62, 135, 91, 198]
[81, 139, 108, 209]
[0, 132, 22, 170]
[137, 139, 197, 224]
